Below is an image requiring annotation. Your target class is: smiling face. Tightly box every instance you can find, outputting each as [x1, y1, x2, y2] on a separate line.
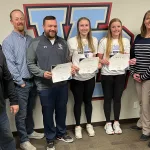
[10, 10, 25, 33]
[43, 19, 58, 39]
[78, 19, 90, 38]
[144, 13, 150, 30]
[110, 21, 122, 39]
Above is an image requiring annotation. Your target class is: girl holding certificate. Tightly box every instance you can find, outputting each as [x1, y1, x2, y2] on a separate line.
[98, 18, 130, 135]
[67, 17, 101, 139]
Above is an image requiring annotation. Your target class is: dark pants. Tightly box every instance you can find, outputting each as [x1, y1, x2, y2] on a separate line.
[101, 74, 125, 122]
[39, 83, 68, 143]
[70, 77, 95, 126]
[15, 81, 37, 143]
[26, 84, 37, 134]
[0, 110, 16, 150]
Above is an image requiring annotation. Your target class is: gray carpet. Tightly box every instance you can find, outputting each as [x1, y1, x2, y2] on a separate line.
[16, 123, 150, 150]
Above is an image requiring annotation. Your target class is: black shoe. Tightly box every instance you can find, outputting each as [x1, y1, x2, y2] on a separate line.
[140, 134, 150, 141]
[57, 133, 74, 143]
[47, 141, 55, 150]
[148, 141, 150, 147]
[130, 125, 142, 130]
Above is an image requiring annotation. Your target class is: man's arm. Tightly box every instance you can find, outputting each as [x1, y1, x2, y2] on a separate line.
[2, 40, 24, 85]
[63, 39, 71, 63]
[27, 40, 45, 77]
[1, 50, 19, 114]
[66, 45, 71, 63]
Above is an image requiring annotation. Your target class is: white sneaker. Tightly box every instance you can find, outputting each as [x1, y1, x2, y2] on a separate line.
[75, 126, 82, 139]
[20, 141, 36, 150]
[28, 131, 44, 139]
[86, 124, 95, 137]
[113, 121, 122, 134]
[104, 122, 114, 135]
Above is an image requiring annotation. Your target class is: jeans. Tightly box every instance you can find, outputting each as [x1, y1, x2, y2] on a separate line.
[39, 83, 68, 143]
[26, 84, 37, 134]
[0, 110, 16, 150]
[15, 81, 37, 143]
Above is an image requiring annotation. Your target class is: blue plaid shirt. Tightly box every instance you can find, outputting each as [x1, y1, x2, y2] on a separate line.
[2, 31, 32, 85]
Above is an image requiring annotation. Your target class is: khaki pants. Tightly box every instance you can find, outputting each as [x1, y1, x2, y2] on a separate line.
[135, 80, 150, 135]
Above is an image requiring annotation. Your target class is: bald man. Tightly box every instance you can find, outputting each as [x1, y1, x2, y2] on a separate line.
[2, 9, 44, 150]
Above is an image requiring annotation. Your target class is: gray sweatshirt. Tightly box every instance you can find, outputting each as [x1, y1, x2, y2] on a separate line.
[27, 34, 70, 90]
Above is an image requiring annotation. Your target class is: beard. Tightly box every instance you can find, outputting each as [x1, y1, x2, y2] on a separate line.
[45, 30, 57, 39]
[17, 25, 24, 32]
[16, 23, 25, 32]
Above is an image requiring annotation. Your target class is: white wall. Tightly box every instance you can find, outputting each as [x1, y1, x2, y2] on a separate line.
[1, 0, 148, 131]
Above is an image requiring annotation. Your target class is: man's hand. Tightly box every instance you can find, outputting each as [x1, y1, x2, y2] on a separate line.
[71, 65, 79, 75]
[21, 83, 26, 88]
[129, 58, 136, 65]
[100, 59, 109, 65]
[10, 105, 19, 115]
[44, 71, 52, 79]
[133, 73, 141, 82]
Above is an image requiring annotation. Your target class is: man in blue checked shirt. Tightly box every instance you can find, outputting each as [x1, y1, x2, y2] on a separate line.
[2, 9, 44, 150]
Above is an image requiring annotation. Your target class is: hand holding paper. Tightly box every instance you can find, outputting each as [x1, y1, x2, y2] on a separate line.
[52, 63, 72, 83]
[78, 57, 99, 74]
[109, 53, 130, 70]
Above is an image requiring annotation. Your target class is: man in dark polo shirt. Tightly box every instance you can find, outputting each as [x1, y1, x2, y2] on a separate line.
[27, 16, 74, 150]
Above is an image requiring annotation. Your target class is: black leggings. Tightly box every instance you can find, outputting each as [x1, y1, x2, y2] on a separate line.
[70, 77, 95, 126]
[101, 74, 125, 122]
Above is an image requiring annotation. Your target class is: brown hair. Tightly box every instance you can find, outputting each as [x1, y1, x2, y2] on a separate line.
[43, 16, 56, 25]
[140, 10, 150, 37]
[106, 18, 124, 58]
[76, 17, 95, 53]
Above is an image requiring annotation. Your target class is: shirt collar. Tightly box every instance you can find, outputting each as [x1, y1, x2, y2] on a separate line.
[12, 30, 27, 38]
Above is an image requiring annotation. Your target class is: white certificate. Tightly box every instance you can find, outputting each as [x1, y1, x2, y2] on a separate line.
[78, 57, 99, 74]
[52, 62, 72, 83]
[109, 53, 129, 70]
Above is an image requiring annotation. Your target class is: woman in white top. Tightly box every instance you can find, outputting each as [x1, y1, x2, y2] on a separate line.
[67, 17, 101, 139]
[98, 18, 130, 135]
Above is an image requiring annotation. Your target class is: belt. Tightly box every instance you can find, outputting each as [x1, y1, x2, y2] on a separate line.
[22, 78, 33, 82]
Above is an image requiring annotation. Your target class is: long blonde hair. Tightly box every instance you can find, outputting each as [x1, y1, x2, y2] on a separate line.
[106, 18, 124, 58]
[76, 17, 95, 53]
[140, 10, 150, 37]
